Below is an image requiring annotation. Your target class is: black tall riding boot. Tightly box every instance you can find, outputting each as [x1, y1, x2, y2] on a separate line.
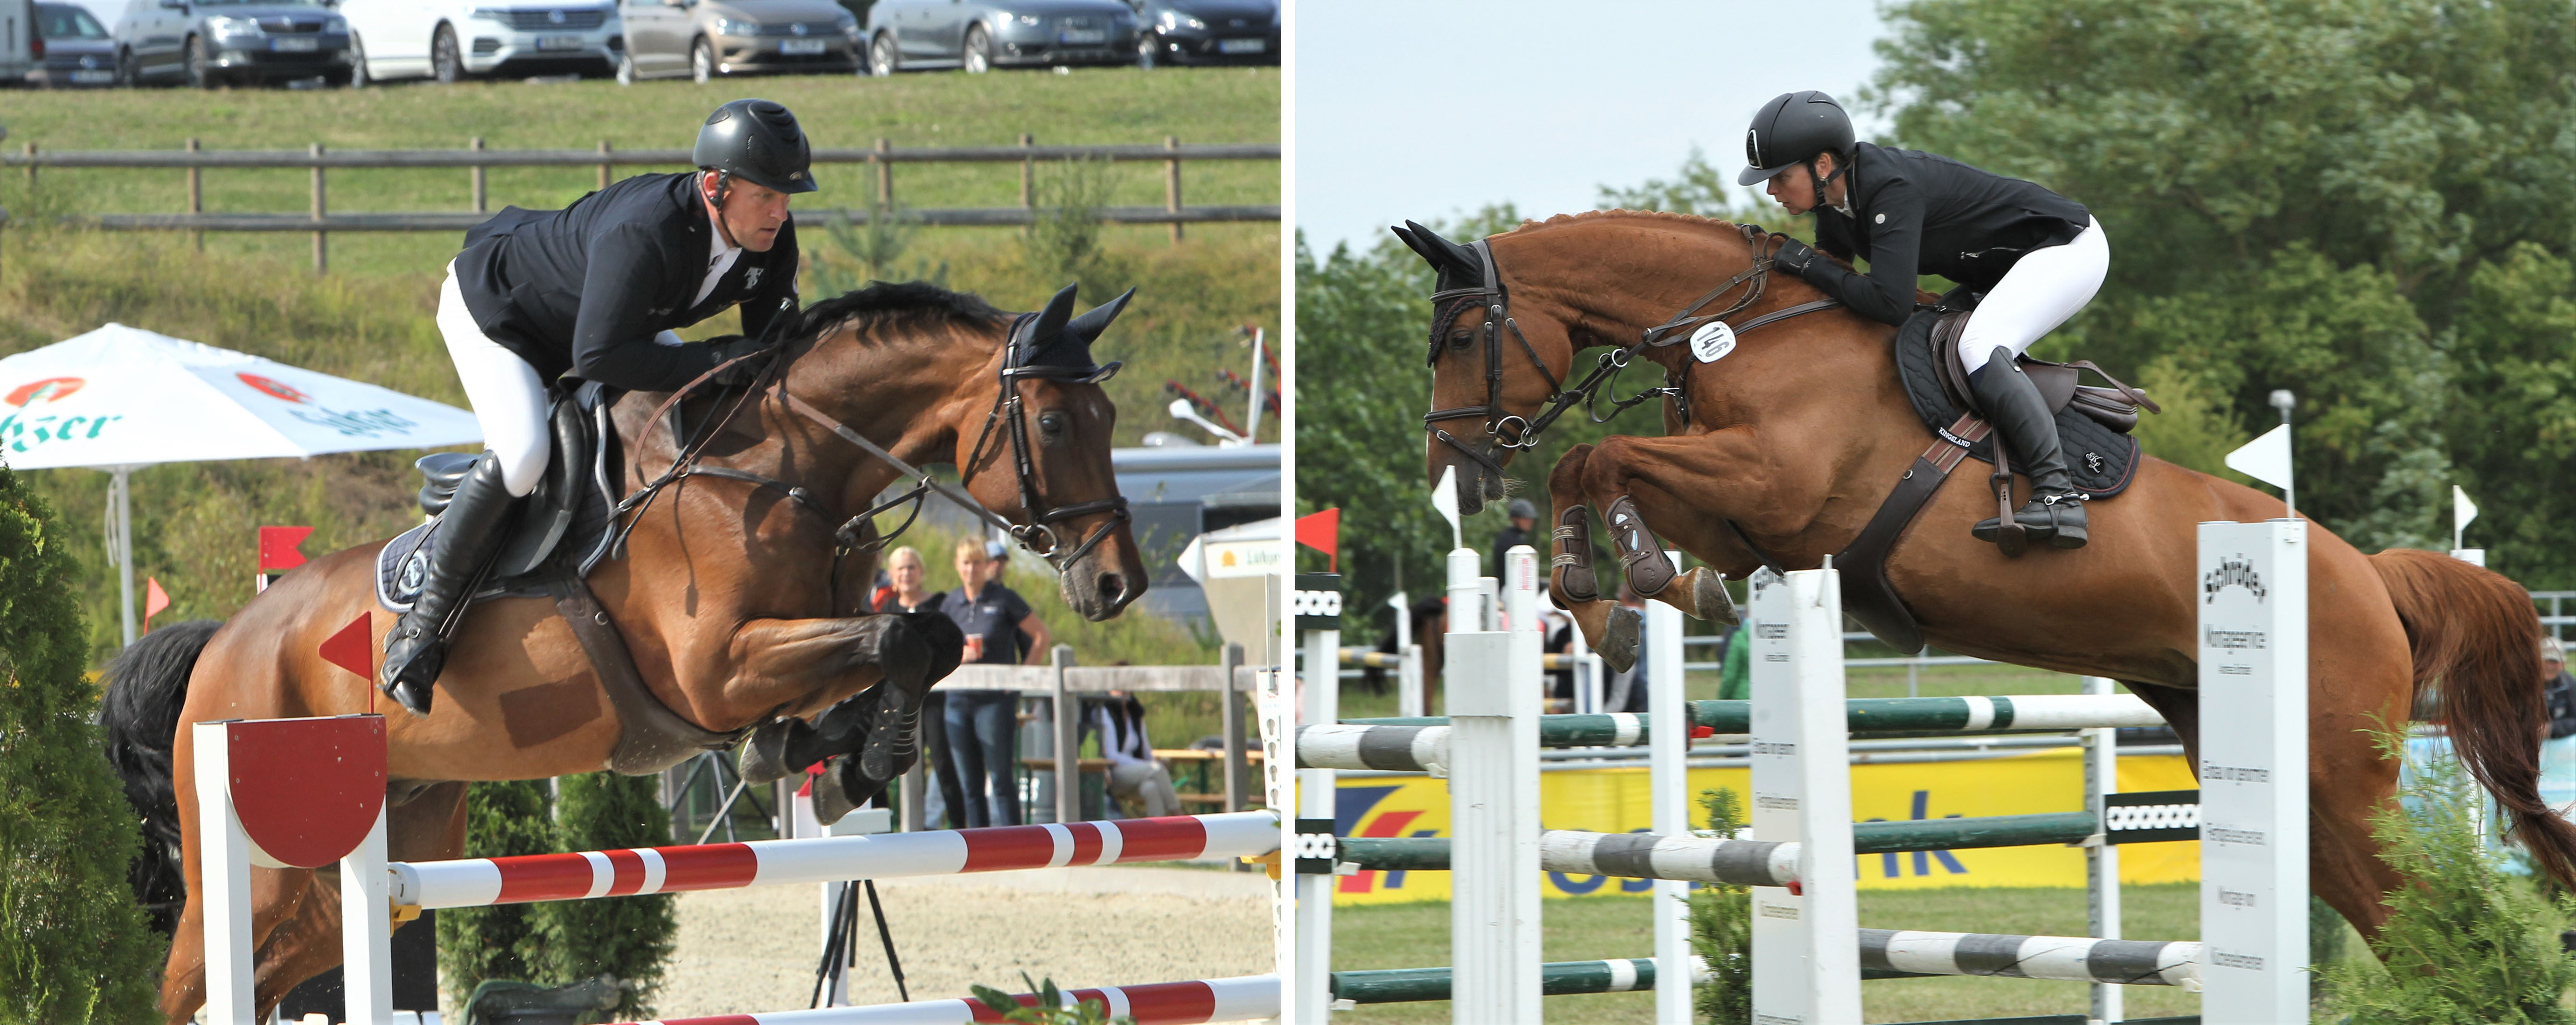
[381, 452, 518, 714]
[1969, 348, 2089, 550]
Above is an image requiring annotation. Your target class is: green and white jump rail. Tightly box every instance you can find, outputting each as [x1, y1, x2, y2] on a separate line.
[1300, 693, 2166, 769]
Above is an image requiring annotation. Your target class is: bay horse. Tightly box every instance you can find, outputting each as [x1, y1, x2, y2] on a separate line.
[1396, 210, 2568, 936]
[100, 281, 1149, 1021]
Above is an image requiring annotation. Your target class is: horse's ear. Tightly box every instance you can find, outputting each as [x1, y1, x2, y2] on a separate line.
[1396, 220, 1481, 278]
[1032, 283, 1080, 343]
[1067, 287, 1137, 345]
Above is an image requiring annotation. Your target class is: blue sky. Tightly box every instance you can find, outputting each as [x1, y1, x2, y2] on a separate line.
[1296, 0, 1891, 253]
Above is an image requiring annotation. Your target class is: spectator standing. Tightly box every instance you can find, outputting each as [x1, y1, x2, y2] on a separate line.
[875, 546, 968, 828]
[943, 538, 1051, 827]
[1088, 690, 1180, 818]
[2544, 637, 2575, 740]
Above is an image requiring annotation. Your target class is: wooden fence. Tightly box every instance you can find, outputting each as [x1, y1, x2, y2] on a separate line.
[2, 137, 1281, 272]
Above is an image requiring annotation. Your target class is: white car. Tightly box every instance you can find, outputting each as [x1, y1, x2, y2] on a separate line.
[4, 0, 42, 84]
[338, 0, 619, 83]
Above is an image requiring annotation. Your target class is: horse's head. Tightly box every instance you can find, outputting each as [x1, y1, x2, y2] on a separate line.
[783, 282, 1146, 622]
[1395, 214, 1798, 516]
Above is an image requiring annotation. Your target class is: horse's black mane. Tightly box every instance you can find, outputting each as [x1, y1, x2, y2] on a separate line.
[785, 280, 1006, 344]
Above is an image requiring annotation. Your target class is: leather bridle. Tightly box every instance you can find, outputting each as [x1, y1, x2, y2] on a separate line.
[612, 308, 1132, 611]
[1421, 224, 1843, 476]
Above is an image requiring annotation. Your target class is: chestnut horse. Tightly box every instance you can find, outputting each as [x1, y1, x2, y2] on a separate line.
[1396, 210, 2568, 935]
[102, 281, 1148, 1021]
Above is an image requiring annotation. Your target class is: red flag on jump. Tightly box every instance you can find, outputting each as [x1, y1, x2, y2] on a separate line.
[142, 577, 170, 633]
[320, 612, 373, 682]
[1294, 508, 1341, 573]
[259, 526, 314, 572]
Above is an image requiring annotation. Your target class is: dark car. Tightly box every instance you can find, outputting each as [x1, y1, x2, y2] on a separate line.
[864, 0, 1137, 75]
[35, 2, 120, 85]
[1130, 0, 1270, 68]
[98, 0, 354, 87]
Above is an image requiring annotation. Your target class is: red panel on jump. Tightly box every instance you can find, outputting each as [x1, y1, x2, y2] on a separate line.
[224, 715, 387, 869]
[1111, 816, 1212, 864]
[492, 851, 606, 905]
[1115, 981, 1222, 1025]
[958, 825, 1061, 873]
[652, 843, 761, 892]
[1065, 822, 1105, 865]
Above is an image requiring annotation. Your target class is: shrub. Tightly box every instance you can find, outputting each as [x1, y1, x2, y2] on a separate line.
[530, 772, 678, 1021]
[438, 779, 558, 1009]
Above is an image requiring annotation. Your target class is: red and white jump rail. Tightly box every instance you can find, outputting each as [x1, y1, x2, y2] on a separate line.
[387, 811, 1279, 909]
[612, 975, 1281, 1025]
[193, 716, 1282, 1025]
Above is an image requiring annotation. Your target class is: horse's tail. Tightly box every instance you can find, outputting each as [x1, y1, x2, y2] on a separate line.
[2368, 549, 2576, 883]
[99, 619, 222, 935]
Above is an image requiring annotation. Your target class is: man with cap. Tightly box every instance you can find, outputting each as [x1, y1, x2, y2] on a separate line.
[1493, 497, 1537, 578]
[384, 98, 817, 713]
[2544, 637, 2575, 740]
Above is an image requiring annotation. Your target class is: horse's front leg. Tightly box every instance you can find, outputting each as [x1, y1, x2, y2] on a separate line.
[1550, 430, 1786, 671]
[723, 612, 965, 786]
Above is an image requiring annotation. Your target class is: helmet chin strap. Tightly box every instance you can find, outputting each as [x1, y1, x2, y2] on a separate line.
[1807, 155, 1848, 215]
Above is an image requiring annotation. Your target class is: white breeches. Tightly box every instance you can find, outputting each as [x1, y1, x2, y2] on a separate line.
[1106, 760, 1180, 818]
[1956, 218, 2109, 373]
[437, 263, 551, 497]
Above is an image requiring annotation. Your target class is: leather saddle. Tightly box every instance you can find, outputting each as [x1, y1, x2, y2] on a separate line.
[376, 381, 745, 774]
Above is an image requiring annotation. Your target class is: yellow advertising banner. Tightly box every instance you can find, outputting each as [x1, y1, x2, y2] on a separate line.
[1331, 749, 2200, 904]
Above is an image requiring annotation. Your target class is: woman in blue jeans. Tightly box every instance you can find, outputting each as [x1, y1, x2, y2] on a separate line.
[942, 538, 1053, 827]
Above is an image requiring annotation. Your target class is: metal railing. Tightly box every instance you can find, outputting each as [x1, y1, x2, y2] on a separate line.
[3, 135, 1280, 272]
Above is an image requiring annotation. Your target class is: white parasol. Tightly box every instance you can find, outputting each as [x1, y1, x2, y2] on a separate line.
[0, 323, 482, 643]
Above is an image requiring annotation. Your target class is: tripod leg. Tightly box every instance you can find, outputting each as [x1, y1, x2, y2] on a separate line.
[865, 879, 909, 1003]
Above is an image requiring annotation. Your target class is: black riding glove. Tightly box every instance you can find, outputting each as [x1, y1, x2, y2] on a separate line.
[704, 335, 772, 388]
[1771, 235, 1821, 276]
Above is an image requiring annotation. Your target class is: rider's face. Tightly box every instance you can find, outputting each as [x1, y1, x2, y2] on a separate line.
[704, 173, 793, 252]
[1764, 154, 1836, 216]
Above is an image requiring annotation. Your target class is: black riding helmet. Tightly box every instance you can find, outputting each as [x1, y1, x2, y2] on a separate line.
[1736, 90, 1856, 187]
[694, 98, 818, 195]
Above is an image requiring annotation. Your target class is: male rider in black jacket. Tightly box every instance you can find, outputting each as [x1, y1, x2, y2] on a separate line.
[385, 98, 814, 713]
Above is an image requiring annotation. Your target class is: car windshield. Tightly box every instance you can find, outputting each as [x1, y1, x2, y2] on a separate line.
[37, 4, 110, 37]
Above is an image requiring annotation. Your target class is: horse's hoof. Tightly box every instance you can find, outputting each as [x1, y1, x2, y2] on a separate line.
[1597, 605, 1642, 674]
[1693, 570, 1738, 626]
[811, 757, 858, 826]
[736, 719, 796, 785]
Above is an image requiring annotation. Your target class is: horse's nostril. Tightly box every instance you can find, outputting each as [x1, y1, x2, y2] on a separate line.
[1095, 572, 1124, 600]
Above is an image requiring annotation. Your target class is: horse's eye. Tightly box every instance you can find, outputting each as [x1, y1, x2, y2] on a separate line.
[1447, 330, 1474, 350]
[1038, 411, 1070, 439]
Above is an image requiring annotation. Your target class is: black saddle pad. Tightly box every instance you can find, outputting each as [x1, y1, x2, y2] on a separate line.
[1892, 310, 2140, 499]
[376, 389, 621, 612]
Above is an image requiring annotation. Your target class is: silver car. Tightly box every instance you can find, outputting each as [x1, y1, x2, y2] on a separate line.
[616, 0, 858, 83]
[864, 0, 1137, 75]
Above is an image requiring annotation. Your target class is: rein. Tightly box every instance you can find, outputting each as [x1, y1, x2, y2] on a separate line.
[606, 309, 1131, 613]
[1421, 223, 1844, 472]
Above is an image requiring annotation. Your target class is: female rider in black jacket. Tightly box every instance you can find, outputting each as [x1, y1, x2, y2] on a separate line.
[1741, 90, 2107, 549]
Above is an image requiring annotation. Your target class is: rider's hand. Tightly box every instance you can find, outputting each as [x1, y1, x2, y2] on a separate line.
[705, 335, 772, 387]
[1771, 236, 1821, 276]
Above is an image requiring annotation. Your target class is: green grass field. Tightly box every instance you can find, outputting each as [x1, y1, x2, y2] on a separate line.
[0, 68, 1276, 665]
[1326, 886, 2319, 1023]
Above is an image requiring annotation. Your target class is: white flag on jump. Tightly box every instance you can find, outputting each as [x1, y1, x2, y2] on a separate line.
[2225, 424, 2294, 492]
[2453, 485, 2478, 535]
[1431, 464, 1463, 552]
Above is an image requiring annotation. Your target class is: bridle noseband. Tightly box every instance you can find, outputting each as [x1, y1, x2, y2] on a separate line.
[614, 308, 1132, 610]
[1421, 224, 1842, 473]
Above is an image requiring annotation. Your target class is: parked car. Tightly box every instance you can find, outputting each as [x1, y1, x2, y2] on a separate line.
[1, 0, 34, 84]
[34, 2, 118, 85]
[616, 0, 855, 84]
[1129, 0, 1269, 68]
[338, 0, 618, 84]
[864, 0, 1135, 75]
[89, 0, 353, 86]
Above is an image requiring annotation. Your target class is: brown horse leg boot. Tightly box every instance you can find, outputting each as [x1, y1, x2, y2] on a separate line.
[1968, 348, 2089, 551]
[1551, 505, 1599, 603]
[1602, 495, 1678, 597]
[380, 452, 515, 716]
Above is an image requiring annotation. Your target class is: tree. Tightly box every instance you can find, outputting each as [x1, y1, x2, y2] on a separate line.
[0, 466, 160, 1024]
[1873, 0, 2576, 583]
[439, 779, 557, 1008]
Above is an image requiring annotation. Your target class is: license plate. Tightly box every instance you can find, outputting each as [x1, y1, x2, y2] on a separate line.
[778, 37, 826, 54]
[270, 36, 318, 51]
[1216, 37, 1264, 54]
[535, 33, 584, 50]
[1058, 28, 1104, 43]
[69, 69, 116, 83]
